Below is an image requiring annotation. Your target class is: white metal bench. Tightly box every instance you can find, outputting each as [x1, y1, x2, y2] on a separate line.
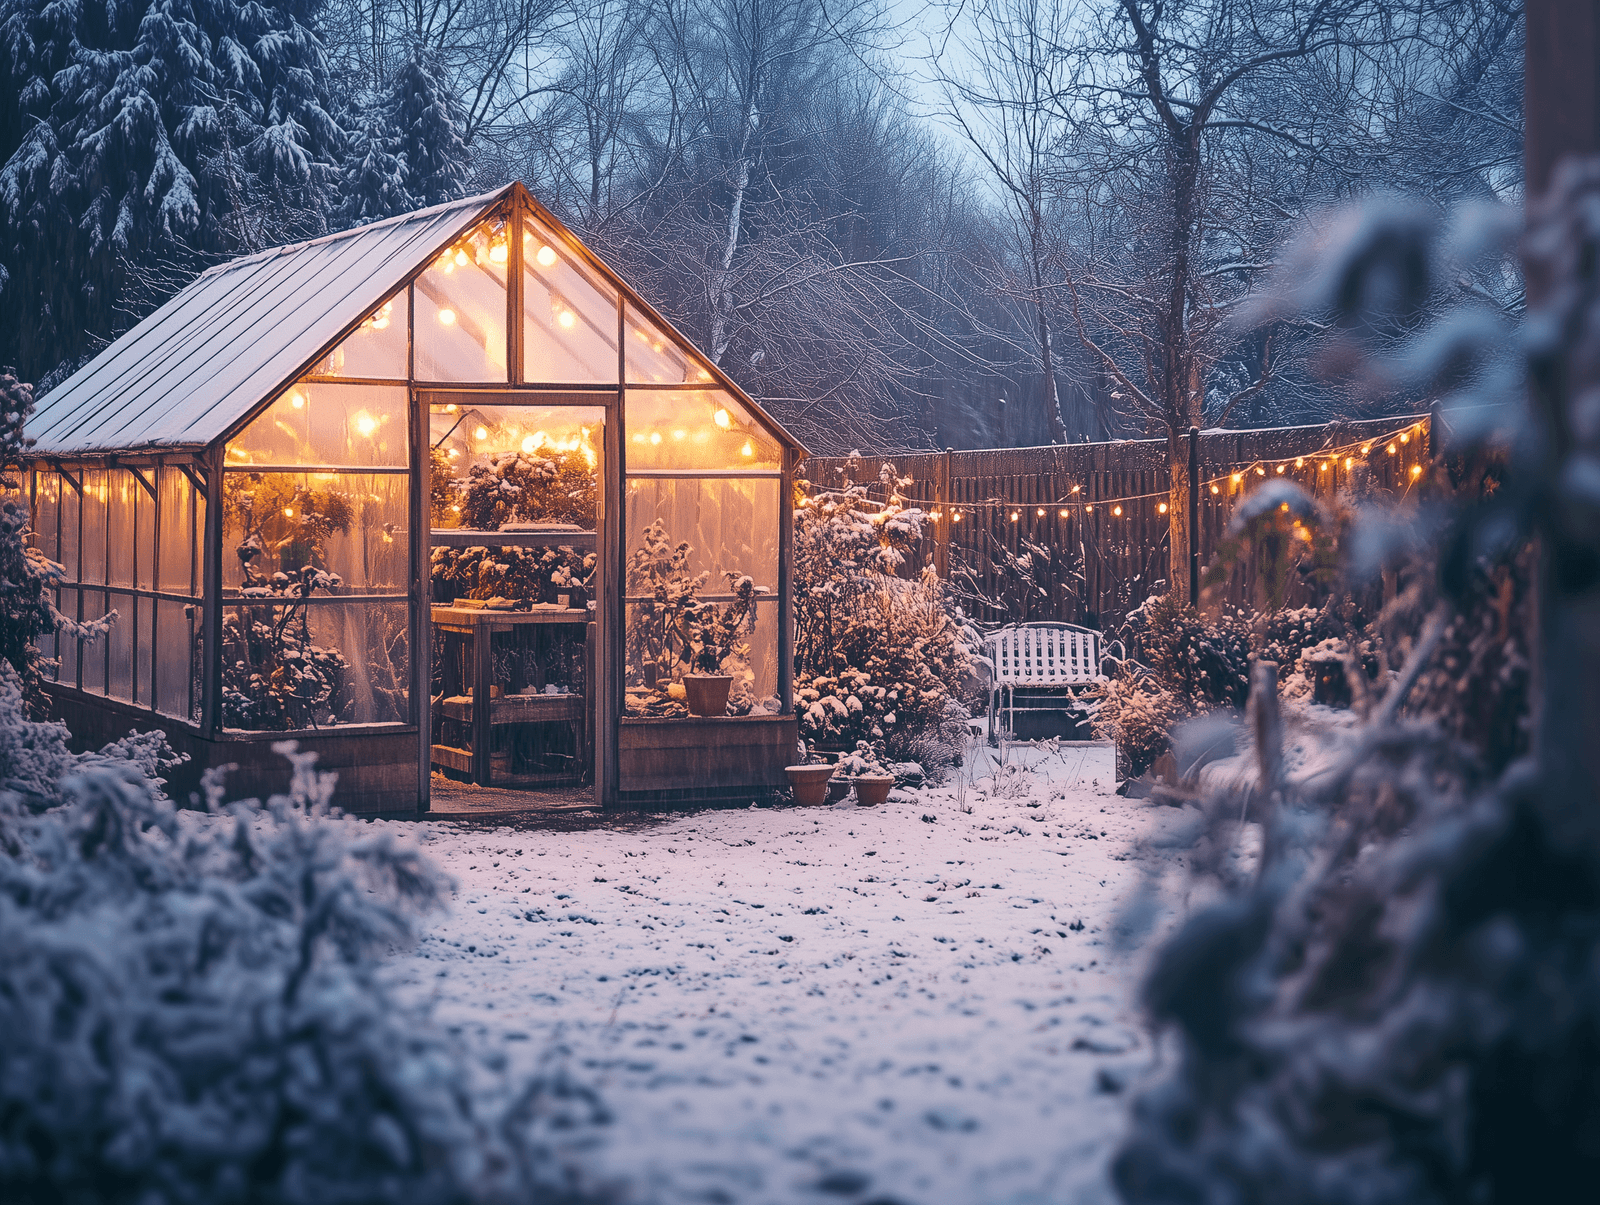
[987, 622, 1106, 739]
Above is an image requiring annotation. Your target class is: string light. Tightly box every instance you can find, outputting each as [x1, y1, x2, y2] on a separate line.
[282, 507, 294, 518]
[1321, 461, 1331, 471]
[1295, 457, 1304, 468]
[1387, 442, 1397, 454]
[1010, 511, 1019, 522]
[1255, 466, 1266, 476]
[952, 511, 961, 523]
[438, 308, 456, 326]
[1210, 484, 1220, 494]
[1158, 502, 1168, 514]
[1400, 432, 1410, 444]
[1361, 445, 1371, 454]
[714, 408, 732, 429]
[474, 426, 489, 441]
[1410, 464, 1423, 477]
[1345, 457, 1354, 468]
[1059, 509, 1070, 518]
[536, 245, 558, 267]
[1113, 505, 1123, 517]
[489, 244, 508, 264]
[1276, 464, 1286, 473]
[1036, 507, 1046, 517]
[1070, 484, 1081, 494]
[741, 441, 754, 457]
[1232, 473, 1243, 485]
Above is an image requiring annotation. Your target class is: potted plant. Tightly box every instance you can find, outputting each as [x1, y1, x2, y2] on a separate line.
[784, 743, 837, 806]
[683, 574, 757, 716]
[836, 741, 895, 807]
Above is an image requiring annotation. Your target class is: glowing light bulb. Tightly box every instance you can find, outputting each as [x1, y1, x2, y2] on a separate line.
[714, 408, 732, 429]
[489, 244, 508, 263]
[290, 392, 305, 409]
[741, 441, 754, 457]
[557, 310, 576, 329]
[1158, 502, 1168, 514]
[1256, 466, 1266, 476]
[445, 404, 457, 412]
[447, 449, 459, 458]
[1361, 445, 1371, 454]
[1280, 502, 1291, 512]
[536, 245, 557, 267]
[1345, 457, 1355, 469]
[1010, 511, 1019, 522]
[474, 426, 489, 441]
[952, 511, 961, 522]
[1231, 473, 1243, 484]
[1387, 442, 1397, 454]
[673, 430, 687, 441]
[1059, 509, 1070, 518]
[1321, 461, 1331, 471]
[521, 435, 537, 452]
[1036, 508, 1046, 517]
[1400, 432, 1410, 444]
[650, 432, 663, 445]
[1295, 458, 1304, 468]
[454, 250, 469, 266]
[1276, 464, 1286, 473]
[1210, 484, 1220, 494]
[1085, 505, 1094, 512]
[1070, 484, 1081, 494]
[451, 504, 460, 512]
[632, 433, 646, 443]
[1410, 464, 1423, 477]
[355, 412, 377, 438]
[282, 507, 294, 518]
[438, 308, 456, 325]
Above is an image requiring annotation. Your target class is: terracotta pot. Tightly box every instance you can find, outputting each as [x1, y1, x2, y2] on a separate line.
[683, 673, 733, 716]
[852, 774, 895, 807]
[825, 775, 852, 804]
[785, 763, 836, 806]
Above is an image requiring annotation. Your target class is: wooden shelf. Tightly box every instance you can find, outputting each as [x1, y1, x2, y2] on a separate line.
[431, 605, 589, 632]
[437, 693, 583, 725]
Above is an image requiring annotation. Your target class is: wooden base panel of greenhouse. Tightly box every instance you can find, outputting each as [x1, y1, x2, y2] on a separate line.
[618, 714, 796, 805]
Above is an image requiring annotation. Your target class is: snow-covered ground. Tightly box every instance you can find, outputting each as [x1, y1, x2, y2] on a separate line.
[385, 743, 1200, 1205]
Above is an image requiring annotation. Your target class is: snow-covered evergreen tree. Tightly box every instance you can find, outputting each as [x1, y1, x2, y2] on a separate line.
[0, 0, 347, 380]
[337, 50, 470, 224]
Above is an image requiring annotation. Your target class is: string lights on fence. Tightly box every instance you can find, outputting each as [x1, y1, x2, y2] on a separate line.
[922, 419, 1429, 524]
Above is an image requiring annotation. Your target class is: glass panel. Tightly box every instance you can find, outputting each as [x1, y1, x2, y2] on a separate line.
[624, 390, 781, 470]
[157, 467, 197, 594]
[57, 588, 77, 684]
[222, 472, 409, 594]
[155, 599, 202, 720]
[521, 216, 618, 382]
[136, 596, 153, 705]
[226, 383, 408, 468]
[625, 477, 780, 589]
[107, 470, 136, 588]
[82, 591, 107, 693]
[221, 601, 409, 730]
[625, 308, 717, 385]
[136, 476, 155, 590]
[624, 600, 779, 713]
[33, 471, 58, 561]
[80, 469, 105, 584]
[309, 291, 407, 378]
[430, 404, 602, 531]
[60, 477, 79, 583]
[415, 218, 510, 382]
[108, 593, 134, 702]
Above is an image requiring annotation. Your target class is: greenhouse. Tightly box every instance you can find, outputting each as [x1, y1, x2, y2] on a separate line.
[20, 183, 805, 814]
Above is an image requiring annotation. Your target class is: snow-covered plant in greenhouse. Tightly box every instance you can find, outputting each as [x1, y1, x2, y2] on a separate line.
[793, 457, 979, 769]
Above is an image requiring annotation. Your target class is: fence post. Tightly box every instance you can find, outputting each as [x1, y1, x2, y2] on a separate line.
[937, 447, 952, 578]
[1188, 426, 1201, 606]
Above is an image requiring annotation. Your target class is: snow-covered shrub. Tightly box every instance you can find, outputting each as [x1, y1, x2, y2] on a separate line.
[793, 458, 979, 769]
[1085, 667, 1192, 776]
[0, 676, 604, 1203]
[431, 544, 594, 606]
[1113, 191, 1589, 1202]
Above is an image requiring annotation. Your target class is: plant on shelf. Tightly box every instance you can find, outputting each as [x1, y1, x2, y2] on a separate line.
[436, 442, 597, 531]
[220, 474, 355, 730]
[834, 740, 895, 806]
[430, 543, 593, 606]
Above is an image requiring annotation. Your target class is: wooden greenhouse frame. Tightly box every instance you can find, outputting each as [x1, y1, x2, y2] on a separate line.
[19, 183, 807, 814]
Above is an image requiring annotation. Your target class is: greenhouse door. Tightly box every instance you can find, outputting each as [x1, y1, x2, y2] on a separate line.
[421, 391, 616, 808]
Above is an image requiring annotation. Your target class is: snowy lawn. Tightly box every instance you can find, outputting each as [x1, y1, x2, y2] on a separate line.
[384, 743, 1197, 1205]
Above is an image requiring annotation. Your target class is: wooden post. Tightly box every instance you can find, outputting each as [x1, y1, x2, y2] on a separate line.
[778, 445, 795, 713]
[411, 369, 431, 813]
[1188, 426, 1200, 606]
[936, 447, 952, 578]
[200, 445, 223, 738]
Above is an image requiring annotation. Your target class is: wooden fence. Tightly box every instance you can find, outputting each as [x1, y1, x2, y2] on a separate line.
[801, 412, 1434, 631]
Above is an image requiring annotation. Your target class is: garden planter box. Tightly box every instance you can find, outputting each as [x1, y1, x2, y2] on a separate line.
[620, 714, 797, 803]
[852, 774, 895, 807]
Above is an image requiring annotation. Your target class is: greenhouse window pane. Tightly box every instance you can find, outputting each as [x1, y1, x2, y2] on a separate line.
[625, 477, 780, 590]
[521, 217, 617, 382]
[81, 469, 106, 584]
[136, 478, 155, 590]
[624, 390, 781, 470]
[57, 589, 77, 684]
[82, 591, 107, 693]
[625, 309, 717, 384]
[308, 291, 407, 379]
[222, 471, 410, 594]
[625, 600, 778, 712]
[60, 479, 79, 583]
[430, 404, 602, 531]
[108, 595, 134, 702]
[33, 471, 58, 561]
[155, 600, 202, 721]
[107, 470, 136, 588]
[415, 219, 510, 382]
[226, 383, 407, 469]
[221, 601, 409, 730]
[156, 467, 197, 595]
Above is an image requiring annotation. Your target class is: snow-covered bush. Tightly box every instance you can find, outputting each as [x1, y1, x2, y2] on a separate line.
[793, 458, 979, 769]
[1084, 667, 1191, 776]
[0, 676, 604, 1203]
[1113, 191, 1588, 1202]
[431, 544, 594, 607]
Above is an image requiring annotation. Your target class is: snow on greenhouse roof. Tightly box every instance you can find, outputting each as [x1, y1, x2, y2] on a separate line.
[26, 190, 505, 455]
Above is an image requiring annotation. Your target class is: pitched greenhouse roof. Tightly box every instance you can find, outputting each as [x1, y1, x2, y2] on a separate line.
[26, 190, 505, 455]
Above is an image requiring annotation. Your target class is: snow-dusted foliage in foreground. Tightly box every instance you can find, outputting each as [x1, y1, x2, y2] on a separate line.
[0, 693, 604, 1203]
[1115, 190, 1594, 1201]
[793, 458, 979, 769]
